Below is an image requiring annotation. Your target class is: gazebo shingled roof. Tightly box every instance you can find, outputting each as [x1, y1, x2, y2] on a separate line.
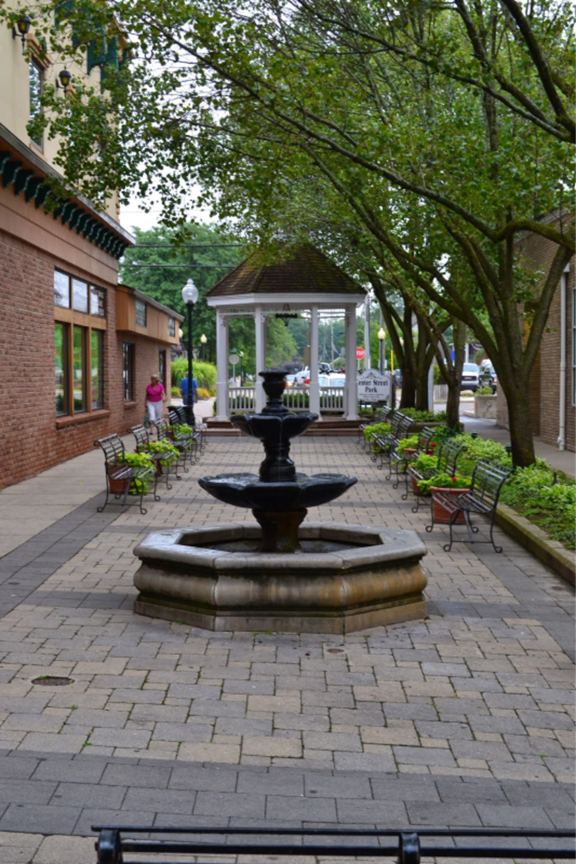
[206, 245, 365, 298]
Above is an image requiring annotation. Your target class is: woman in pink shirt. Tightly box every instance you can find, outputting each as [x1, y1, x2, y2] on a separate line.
[146, 373, 166, 422]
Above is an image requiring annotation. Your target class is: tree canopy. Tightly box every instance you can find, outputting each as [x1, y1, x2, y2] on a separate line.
[12, 0, 575, 463]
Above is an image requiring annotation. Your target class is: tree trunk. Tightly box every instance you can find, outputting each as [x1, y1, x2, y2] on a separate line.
[444, 372, 461, 429]
[400, 361, 416, 408]
[501, 375, 536, 466]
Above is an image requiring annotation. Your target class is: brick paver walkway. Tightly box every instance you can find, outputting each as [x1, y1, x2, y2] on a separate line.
[0, 436, 573, 862]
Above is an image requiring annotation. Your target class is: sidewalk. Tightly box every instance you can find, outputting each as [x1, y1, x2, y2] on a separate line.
[0, 432, 573, 862]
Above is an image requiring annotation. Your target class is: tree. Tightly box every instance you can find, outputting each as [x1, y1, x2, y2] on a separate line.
[16, 0, 575, 464]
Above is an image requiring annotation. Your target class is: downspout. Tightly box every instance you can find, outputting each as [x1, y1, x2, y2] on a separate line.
[558, 265, 569, 450]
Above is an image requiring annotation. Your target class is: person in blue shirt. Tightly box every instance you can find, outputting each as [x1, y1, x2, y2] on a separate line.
[180, 374, 198, 405]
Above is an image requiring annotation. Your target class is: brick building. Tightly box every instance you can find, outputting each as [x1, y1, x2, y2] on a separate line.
[0, 14, 182, 488]
[496, 213, 575, 453]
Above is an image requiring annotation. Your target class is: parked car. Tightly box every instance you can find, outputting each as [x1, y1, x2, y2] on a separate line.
[294, 365, 334, 385]
[478, 363, 498, 393]
[284, 373, 297, 388]
[301, 374, 346, 387]
[460, 363, 480, 392]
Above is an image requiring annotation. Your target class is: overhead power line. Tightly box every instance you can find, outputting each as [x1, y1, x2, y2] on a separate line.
[126, 243, 244, 248]
[122, 263, 235, 268]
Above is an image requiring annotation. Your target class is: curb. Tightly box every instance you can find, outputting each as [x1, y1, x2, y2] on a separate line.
[496, 503, 575, 586]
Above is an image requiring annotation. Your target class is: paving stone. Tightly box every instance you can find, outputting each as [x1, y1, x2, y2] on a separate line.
[266, 795, 338, 822]
[51, 781, 126, 809]
[122, 786, 195, 814]
[193, 791, 265, 818]
[237, 771, 304, 796]
[476, 803, 554, 828]
[0, 804, 81, 835]
[100, 763, 172, 788]
[406, 801, 482, 826]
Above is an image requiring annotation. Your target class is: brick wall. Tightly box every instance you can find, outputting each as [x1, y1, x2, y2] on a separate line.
[496, 223, 575, 453]
[0, 226, 174, 488]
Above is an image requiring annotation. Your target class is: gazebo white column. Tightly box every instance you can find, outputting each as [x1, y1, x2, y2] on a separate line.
[309, 305, 321, 417]
[215, 310, 229, 420]
[255, 306, 266, 412]
[345, 305, 359, 420]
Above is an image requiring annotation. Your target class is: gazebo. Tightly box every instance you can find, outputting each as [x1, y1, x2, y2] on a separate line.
[206, 246, 367, 420]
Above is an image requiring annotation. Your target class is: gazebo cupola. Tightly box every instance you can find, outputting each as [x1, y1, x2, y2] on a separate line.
[206, 245, 367, 420]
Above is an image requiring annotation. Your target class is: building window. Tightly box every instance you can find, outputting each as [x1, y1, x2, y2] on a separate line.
[29, 59, 43, 148]
[54, 270, 107, 316]
[135, 300, 147, 327]
[123, 341, 135, 401]
[54, 270, 107, 416]
[91, 285, 106, 317]
[73, 326, 86, 412]
[168, 317, 175, 338]
[54, 270, 70, 308]
[91, 330, 104, 410]
[55, 323, 68, 415]
[72, 277, 89, 313]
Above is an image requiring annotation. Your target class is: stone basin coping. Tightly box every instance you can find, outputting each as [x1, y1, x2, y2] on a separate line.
[133, 522, 427, 573]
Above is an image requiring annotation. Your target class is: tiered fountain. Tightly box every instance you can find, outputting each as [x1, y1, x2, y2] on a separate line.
[133, 370, 427, 633]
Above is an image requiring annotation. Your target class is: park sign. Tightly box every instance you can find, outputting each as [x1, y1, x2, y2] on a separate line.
[357, 369, 391, 403]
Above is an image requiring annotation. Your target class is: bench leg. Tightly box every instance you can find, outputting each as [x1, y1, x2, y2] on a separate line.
[425, 496, 435, 533]
[489, 511, 504, 553]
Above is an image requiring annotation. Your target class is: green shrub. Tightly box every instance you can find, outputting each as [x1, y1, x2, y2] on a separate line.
[171, 359, 217, 392]
[476, 386, 494, 396]
[418, 471, 472, 494]
[453, 434, 512, 475]
[363, 422, 392, 441]
[393, 408, 447, 423]
[500, 465, 576, 550]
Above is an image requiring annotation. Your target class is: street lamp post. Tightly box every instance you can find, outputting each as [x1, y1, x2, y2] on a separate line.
[377, 327, 386, 374]
[200, 333, 207, 362]
[181, 279, 199, 427]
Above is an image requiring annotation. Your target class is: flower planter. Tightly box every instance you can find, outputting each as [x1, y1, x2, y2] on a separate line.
[474, 394, 497, 419]
[430, 487, 467, 524]
[106, 466, 130, 495]
[412, 476, 426, 497]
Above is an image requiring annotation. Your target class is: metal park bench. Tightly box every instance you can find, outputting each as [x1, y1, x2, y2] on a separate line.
[130, 424, 181, 488]
[373, 413, 412, 472]
[93, 824, 575, 864]
[428, 458, 513, 553]
[406, 437, 464, 512]
[94, 434, 158, 515]
[359, 405, 394, 449]
[154, 418, 194, 471]
[389, 425, 437, 490]
[167, 406, 206, 457]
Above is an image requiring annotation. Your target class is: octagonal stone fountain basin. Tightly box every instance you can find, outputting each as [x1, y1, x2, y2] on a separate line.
[133, 523, 428, 634]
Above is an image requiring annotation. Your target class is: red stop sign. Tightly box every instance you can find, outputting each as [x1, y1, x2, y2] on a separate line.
[356, 347, 365, 359]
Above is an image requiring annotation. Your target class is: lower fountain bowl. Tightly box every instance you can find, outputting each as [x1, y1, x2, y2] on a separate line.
[133, 523, 428, 634]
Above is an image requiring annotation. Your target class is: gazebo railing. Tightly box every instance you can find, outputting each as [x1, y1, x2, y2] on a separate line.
[227, 385, 345, 414]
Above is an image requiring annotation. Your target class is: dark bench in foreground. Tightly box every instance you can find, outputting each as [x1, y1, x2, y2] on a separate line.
[94, 825, 575, 864]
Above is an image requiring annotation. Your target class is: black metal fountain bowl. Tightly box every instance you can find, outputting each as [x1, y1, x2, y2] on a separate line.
[198, 473, 357, 510]
[231, 411, 317, 440]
